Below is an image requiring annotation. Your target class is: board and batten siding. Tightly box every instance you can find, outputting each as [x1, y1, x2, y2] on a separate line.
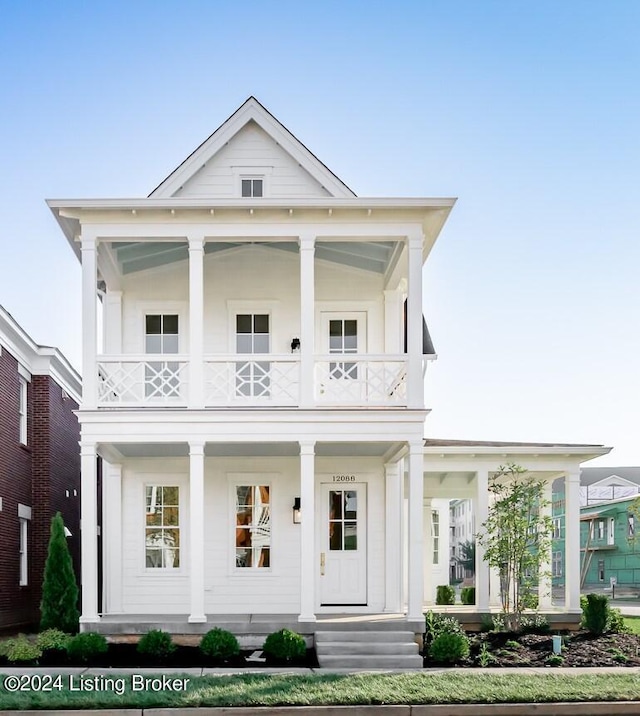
[174, 121, 331, 199]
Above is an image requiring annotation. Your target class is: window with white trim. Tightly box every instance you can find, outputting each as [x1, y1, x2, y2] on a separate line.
[235, 314, 270, 397]
[19, 517, 28, 585]
[629, 514, 635, 538]
[235, 485, 271, 568]
[608, 517, 616, 545]
[144, 314, 180, 398]
[552, 517, 562, 539]
[241, 178, 263, 197]
[598, 559, 605, 582]
[18, 376, 27, 445]
[431, 510, 439, 565]
[145, 485, 180, 568]
[597, 520, 604, 541]
[552, 550, 562, 578]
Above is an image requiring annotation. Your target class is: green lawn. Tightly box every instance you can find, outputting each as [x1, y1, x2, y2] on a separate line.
[1, 672, 640, 709]
[623, 617, 640, 634]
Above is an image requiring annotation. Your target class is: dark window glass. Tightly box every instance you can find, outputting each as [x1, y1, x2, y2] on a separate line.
[237, 314, 252, 333]
[146, 315, 162, 334]
[254, 314, 269, 333]
[241, 179, 252, 197]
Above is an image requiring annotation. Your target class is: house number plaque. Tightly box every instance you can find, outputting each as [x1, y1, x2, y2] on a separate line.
[332, 475, 356, 482]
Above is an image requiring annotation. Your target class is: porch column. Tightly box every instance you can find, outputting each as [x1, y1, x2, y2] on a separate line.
[299, 236, 315, 408]
[565, 470, 581, 611]
[383, 288, 402, 352]
[81, 234, 98, 409]
[102, 462, 123, 614]
[407, 233, 423, 409]
[488, 492, 501, 607]
[299, 441, 316, 621]
[475, 468, 490, 611]
[80, 442, 99, 623]
[422, 498, 434, 605]
[188, 236, 205, 409]
[538, 479, 554, 609]
[407, 440, 424, 620]
[188, 441, 206, 623]
[384, 460, 402, 612]
[104, 290, 122, 354]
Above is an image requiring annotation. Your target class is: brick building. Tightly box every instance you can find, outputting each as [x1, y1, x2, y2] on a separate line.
[0, 305, 81, 630]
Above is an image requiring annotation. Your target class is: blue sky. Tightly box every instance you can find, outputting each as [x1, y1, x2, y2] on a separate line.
[1, 1, 638, 465]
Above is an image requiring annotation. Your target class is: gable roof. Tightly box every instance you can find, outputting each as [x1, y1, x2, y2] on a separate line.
[149, 97, 356, 199]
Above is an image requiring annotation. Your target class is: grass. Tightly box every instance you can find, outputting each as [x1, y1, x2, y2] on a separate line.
[623, 616, 640, 634]
[2, 672, 640, 709]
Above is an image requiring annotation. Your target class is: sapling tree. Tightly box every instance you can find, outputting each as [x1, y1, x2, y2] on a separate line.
[40, 512, 79, 633]
[477, 464, 552, 632]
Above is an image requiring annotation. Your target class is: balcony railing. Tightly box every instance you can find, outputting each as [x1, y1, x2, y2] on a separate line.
[95, 354, 408, 408]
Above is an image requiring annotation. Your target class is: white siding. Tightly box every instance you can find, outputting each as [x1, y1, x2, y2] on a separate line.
[175, 121, 331, 199]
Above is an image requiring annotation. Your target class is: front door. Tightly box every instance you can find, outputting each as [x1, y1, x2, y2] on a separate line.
[319, 482, 367, 605]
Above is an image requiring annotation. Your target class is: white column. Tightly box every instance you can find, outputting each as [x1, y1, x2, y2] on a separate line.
[188, 441, 206, 623]
[383, 288, 402, 353]
[103, 462, 122, 614]
[489, 565, 502, 607]
[538, 479, 553, 609]
[407, 234, 423, 408]
[80, 442, 99, 623]
[384, 460, 402, 612]
[475, 468, 490, 611]
[565, 470, 581, 611]
[299, 441, 316, 621]
[188, 236, 205, 409]
[81, 236, 98, 409]
[407, 441, 424, 620]
[104, 290, 122, 354]
[299, 236, 315, 408]
[423, 497, 434, 605]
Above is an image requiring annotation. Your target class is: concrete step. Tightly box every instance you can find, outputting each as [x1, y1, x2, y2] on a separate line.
[318, 641, 419, 655]
[315, 630, 416, 643]
[317, 654, 423, 669]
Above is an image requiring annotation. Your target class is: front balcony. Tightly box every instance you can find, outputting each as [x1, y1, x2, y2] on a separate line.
[95, 354, 409, 408]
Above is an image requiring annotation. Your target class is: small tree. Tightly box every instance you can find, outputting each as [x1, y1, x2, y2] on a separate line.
[40, 512, 79, 633]
[477, 464, 552, 632]
[456, 540, 476, 576]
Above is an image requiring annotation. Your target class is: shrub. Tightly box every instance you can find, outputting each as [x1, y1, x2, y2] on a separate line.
[66, 632, 108, 664]
[40, 513, 79, 633]
[200, 628, 239, 661]
[263, 628, 306, 662]
[435, 585, 455, 605]
[607, 607, 629, 634]
[477, 641, 495, 666]
[519, 612, 550, 634]
[36, 629, 71, 652]
[424, 611, 464, 646]
[429, 632, 470, 663]
[521, 591, 539, 610]
[460, 587, 475, 605]
[583, 593, 609, 635]
[137, 630, 176, 661]
[6, 637, 42, 664]
[546, 654, 564, 666]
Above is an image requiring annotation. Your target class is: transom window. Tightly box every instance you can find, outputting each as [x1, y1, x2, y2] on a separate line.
[328, 489, 358, 551]
[241, 178, 263, 197]
[235, 485, 270, 568]
[145, 485, 180, 568]
[145, 314, 180, 398]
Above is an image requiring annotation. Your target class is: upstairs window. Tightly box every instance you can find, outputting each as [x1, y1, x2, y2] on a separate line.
[145, 314, 180, 399]
[241, 178, 263, 197]
[18, 376, 27, 445]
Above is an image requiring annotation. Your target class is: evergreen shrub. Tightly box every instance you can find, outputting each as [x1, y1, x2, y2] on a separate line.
[137, 629, 176, 661]
[263, 628, 306, 662]
[67, 632, 108, 663]
[435, 585, 455, 605]
[200, 628, 240, 661]
[40, 513, 79, 633]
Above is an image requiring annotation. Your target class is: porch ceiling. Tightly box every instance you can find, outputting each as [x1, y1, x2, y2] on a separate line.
[111, 239, 399, 275]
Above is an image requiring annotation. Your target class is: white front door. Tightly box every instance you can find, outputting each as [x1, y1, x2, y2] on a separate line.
[319, 482, 367, 605]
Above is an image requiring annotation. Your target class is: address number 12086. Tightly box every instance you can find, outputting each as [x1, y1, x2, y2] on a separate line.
[332, 475, 356, 482]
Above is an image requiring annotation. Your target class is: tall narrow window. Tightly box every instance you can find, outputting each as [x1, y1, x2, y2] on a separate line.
[235, 485, 271, 568]
[241, 178, 263, 197]
[235, 314, 270, 397]
[329, 319, 358, 379]
[18, 376, 27, 445]
[628, 514, 635, 538]
[608, 517, 616, 545]
[145, 314, 180, 398]
[145, 485, 180, 568]
[431, 510, 440, 565]
[552, 517, 562, 539]
[598, 559, 605, 582]
[552, 551, 563, 577]
[328, 489, 358, 551]
[19, 518, 28, 585]
[597, 520, 604, 540]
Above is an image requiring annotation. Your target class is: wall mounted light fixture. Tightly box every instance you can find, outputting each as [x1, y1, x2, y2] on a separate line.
[293, 497, 301, 524]
[291, 337, 301, 352]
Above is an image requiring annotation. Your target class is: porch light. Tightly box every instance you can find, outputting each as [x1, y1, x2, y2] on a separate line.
[293, 497, 301, 524]
[291, 337, 301, 352]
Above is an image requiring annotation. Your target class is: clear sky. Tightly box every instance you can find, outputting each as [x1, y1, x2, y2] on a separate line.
[0, 1, 638, 466]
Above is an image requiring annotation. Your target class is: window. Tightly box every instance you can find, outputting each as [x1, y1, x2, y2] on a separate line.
[235, 314, 270, 397]
[589, 521, 595, 541]
[552, 517, 562, 539]
[145, 315, 180, 398]
[629, 514, 635, 538]
[432, 510, 439, 565]
[608, 517, 616, 545]
[18, 376, 27, 444]
[597, 520, 604, 541]
[552, 551, 563, 577]
[236, 485, 271, 568]
[241, 178, 263, 197]
[329, 319, 358, 380]
[328, 489, 358, 552]
[598, 559, 605, 582]
[19, 518, 28, 585]
[145, 486, 180, 568]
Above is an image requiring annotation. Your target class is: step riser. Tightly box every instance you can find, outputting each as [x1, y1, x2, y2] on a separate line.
[315, 631, 416, 643]
[318, 643, 418, 655]
[317, 655, 423, 669]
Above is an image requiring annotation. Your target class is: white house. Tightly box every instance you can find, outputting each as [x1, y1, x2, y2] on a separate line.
[48, 99, 610, 656]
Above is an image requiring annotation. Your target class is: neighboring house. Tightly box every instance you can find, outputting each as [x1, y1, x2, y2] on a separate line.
[0, 306, 81, 630]
[449, 498, 475, 582]
[48, 97, 609, 637]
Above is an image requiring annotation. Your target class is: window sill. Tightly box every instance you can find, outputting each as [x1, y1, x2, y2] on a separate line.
[18, 443, 32, 454]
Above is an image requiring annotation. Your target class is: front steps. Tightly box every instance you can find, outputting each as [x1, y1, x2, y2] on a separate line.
[315, 630, 422, 669]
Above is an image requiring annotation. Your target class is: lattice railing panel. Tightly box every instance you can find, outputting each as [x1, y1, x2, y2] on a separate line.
[205, 357, 300, 406]
[315, 357, 407, 406]
[97, 359, 189, 405]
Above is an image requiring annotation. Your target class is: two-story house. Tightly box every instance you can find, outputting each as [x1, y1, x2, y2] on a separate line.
[0, 305, 81, 630]
[48, 98, 610, 650]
